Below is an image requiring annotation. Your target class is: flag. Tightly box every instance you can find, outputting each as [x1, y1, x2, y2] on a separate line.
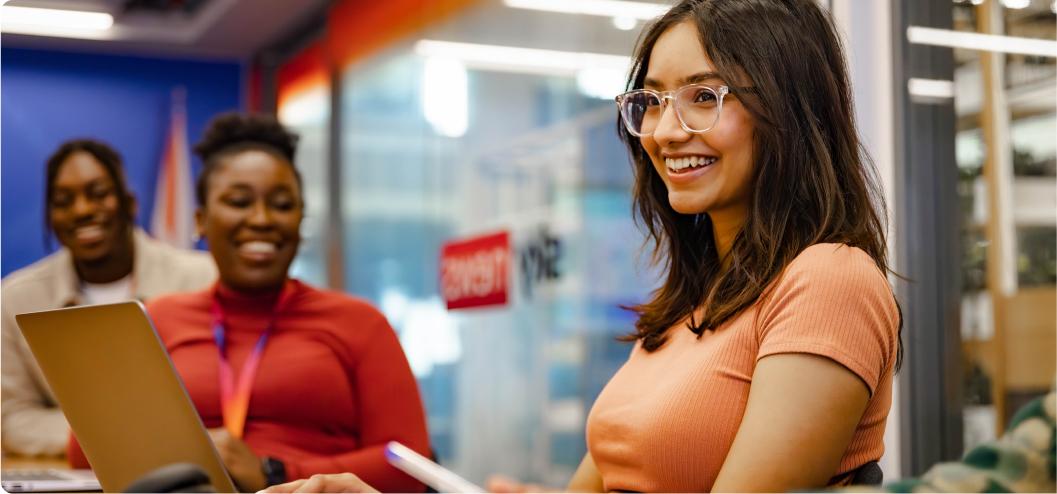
[150, 90, 195, 249]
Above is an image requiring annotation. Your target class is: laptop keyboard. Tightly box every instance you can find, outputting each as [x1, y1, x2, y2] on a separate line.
[1, 470, 68, 481]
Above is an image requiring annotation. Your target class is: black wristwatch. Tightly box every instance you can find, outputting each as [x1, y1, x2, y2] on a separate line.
[261, 456, 287, 486]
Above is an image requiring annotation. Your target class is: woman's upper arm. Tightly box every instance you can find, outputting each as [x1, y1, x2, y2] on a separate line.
[713, 246, 895, 492]
[351, 308, 430, 450]
[710, 353, 870, 493]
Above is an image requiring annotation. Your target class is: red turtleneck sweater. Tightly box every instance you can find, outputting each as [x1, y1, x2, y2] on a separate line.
[68, 279, 430, 493]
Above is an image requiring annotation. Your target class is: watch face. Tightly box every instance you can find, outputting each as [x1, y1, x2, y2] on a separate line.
[263, 457, 286, 485]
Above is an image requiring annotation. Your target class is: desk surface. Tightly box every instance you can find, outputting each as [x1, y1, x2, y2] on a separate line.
[0, 454, 68, 470]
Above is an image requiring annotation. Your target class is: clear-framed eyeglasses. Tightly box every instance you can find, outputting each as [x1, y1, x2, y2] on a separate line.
[615, 84, 730, 137]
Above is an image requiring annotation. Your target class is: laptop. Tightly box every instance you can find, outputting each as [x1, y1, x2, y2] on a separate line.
[14, 302, 238, 493]
[0, 468, 100, 492]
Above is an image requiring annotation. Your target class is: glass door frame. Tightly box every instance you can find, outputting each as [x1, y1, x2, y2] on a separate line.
[891, 0, 965, 476]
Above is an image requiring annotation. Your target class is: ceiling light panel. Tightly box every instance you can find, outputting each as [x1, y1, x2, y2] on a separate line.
[414, 40, 631, 77]
[1, 5, 114, 39]
[503, 0, 668, 21]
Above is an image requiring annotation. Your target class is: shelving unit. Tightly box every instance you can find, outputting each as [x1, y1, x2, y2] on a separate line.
[953, 0, 1056, 450]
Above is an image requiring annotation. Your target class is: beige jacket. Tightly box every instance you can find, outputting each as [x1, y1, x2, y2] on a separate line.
[1, 228, 216, 456]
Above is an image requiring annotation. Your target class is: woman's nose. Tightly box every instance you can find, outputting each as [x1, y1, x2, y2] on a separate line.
[651, 103, 691, 148]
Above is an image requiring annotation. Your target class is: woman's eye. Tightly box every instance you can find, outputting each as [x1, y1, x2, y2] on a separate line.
[50, 193, 73, 208]
[88, 186, 114, 200]
[693, 90, 717, 104]
[270, 196, 297, 211]
[223, 196, 252, 208]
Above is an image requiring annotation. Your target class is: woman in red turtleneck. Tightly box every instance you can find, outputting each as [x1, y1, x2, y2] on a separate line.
[69, 113, 429, 493]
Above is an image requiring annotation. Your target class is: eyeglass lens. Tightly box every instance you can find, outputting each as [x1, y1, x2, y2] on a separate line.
[620, 85, 721, 136]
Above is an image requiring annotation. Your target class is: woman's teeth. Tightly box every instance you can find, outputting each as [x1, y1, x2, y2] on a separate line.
[74, 225, 105, 242]
[666, 156, 717, 171]
[240, 241, 278, 254]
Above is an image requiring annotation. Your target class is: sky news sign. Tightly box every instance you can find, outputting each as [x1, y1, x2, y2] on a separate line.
[439, 226, 563, 311]
[440, 231, 511, 310]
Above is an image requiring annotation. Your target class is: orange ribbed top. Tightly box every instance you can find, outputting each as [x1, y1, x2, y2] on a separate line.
[586, 243, 900, 492]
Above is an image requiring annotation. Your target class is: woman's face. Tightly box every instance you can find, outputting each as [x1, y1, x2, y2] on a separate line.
[640, 20, 756, 219]
[49, 151, 130, 262]
[197, 149, 303, 292]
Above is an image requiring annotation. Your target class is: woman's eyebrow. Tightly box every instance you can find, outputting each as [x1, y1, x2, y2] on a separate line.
[52, 178, 112, 190]
[682, 72, 722, 84]
[220, 183, 254, 192]
[643, 71, 722, 89]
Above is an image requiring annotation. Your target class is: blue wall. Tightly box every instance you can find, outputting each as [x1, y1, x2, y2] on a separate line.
[1, 47, 244, 277]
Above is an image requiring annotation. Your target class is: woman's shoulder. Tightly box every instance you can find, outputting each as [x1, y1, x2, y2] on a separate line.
[757, 244, 901, 387]
[790, 242, 877, 267]
[764, 242, 897, 320]
[143, 288, 213, 343]
[292, 281, 389, 324]
[784, 243, 887, 286]
[2, 249, 70, 290]
[145, 288, 212, 318]
[134, 230, 217, 293]
[2, 249, 79, 314]
[289, 282, 399, 350]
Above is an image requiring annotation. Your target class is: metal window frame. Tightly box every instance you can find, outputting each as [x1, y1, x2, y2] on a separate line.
[891, 0, 965, 476]
[254, 6, 346, 291]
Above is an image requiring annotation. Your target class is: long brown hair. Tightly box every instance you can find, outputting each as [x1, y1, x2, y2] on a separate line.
[622, 0, 901, 365]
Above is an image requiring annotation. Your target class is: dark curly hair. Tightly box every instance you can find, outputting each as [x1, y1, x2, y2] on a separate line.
[192, 112, 302, 206]
[44, 139, 136, 248]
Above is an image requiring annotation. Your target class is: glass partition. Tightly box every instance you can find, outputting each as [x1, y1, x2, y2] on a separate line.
[279, 84, 332, 287]
[338, 0, 667, 484]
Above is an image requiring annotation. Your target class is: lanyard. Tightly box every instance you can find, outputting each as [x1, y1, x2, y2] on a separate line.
[211, 282, 293, 439]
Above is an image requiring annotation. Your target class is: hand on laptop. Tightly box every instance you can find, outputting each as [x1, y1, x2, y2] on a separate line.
[258, 473, 379, 493]
[208, 428, 267, 492]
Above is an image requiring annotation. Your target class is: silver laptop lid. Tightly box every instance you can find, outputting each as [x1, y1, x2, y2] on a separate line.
[15, 302, 237, 493]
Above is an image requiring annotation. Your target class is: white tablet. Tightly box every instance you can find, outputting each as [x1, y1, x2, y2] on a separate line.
[384, 442, 484, 493]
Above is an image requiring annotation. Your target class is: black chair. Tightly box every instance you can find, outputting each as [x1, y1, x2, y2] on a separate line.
[123, 463, 215, 493]
[848, 460, 884, 486]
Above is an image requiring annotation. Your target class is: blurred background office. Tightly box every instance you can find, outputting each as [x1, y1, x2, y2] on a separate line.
[1, 0, 1054, 487]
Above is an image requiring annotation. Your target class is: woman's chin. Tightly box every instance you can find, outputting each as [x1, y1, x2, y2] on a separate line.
[668, 194, 711, 216]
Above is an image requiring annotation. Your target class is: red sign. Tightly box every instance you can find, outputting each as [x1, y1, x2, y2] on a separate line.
[440, 231, 511, 310]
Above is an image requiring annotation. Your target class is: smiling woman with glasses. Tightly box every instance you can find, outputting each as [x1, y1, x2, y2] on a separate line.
[259, 0, 903, 492]
[517, 0, 901, 490]
[589, 0, 903, 491]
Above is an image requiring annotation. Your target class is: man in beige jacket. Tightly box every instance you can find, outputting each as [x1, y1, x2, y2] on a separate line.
[1, 139, 216, 457]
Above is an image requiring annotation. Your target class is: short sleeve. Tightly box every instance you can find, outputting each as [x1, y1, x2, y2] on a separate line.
[756, 244, 899, 395]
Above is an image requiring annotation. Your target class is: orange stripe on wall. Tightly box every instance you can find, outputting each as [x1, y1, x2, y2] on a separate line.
[274, 0, 480, 109]
[325, 0, 481, 70]
[277, 40, 328, 110]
